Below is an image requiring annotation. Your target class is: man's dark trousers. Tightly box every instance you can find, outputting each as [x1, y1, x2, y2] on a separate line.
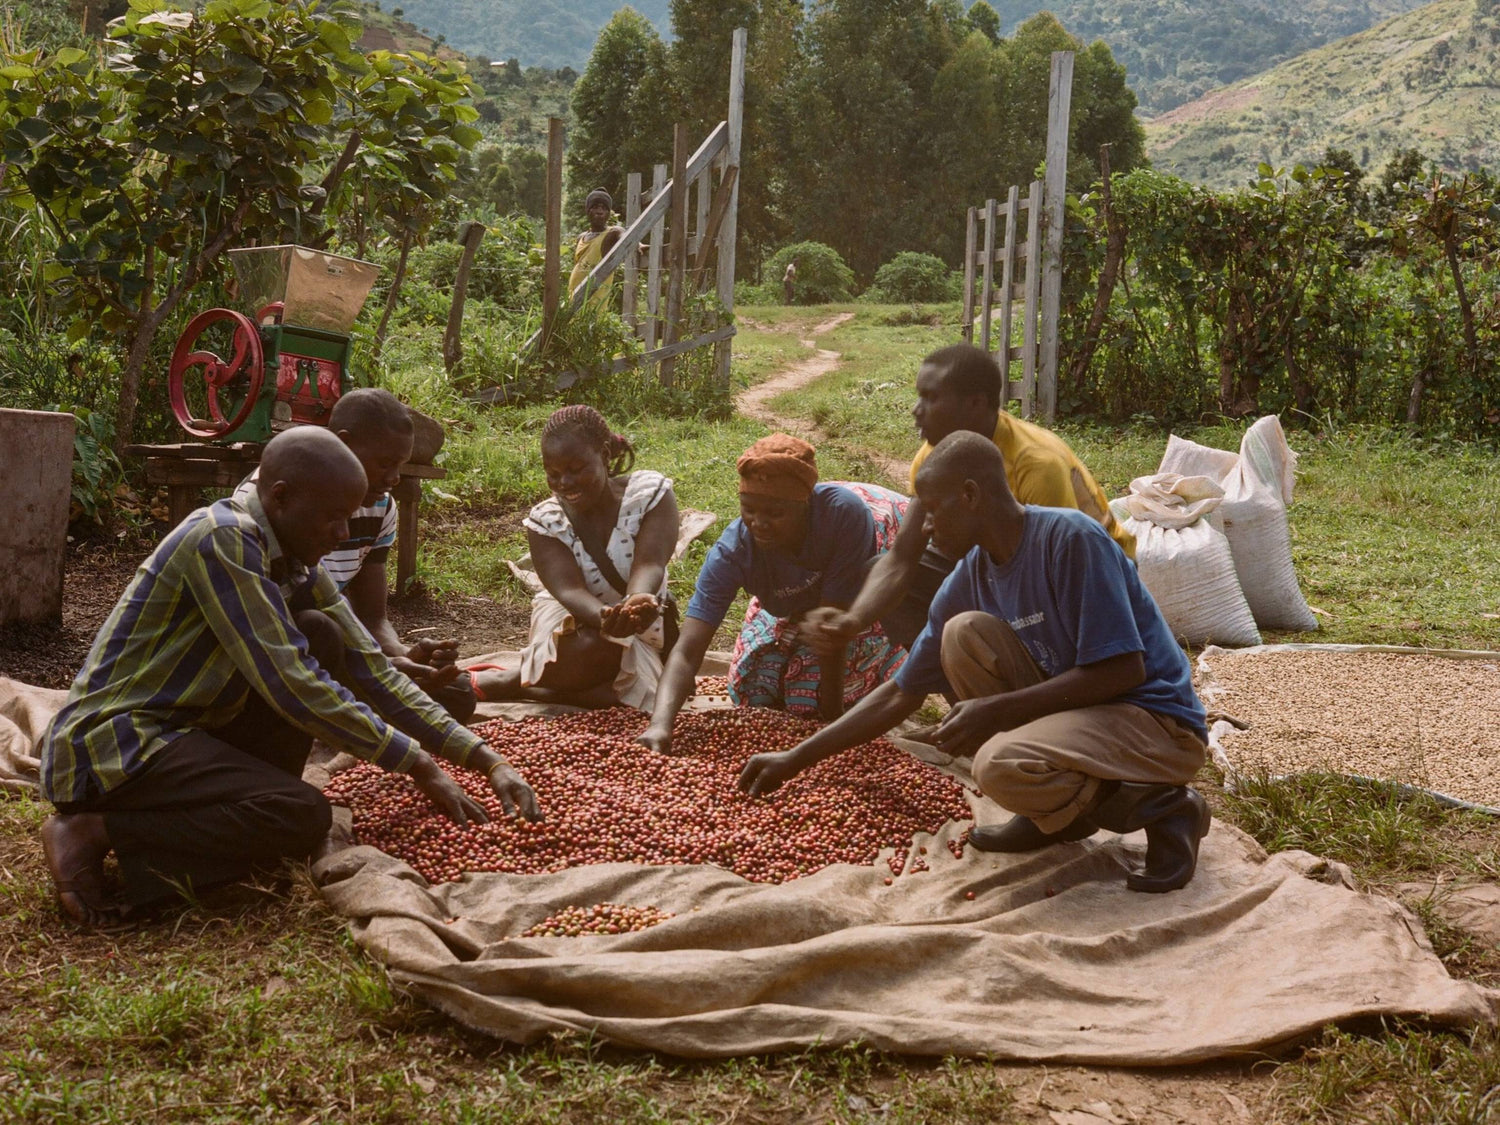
[54, 610, 346, 908]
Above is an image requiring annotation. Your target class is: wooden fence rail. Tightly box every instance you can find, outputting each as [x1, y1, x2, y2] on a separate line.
[962, 182, 1043, 412]
[957, 50, 1072, 423]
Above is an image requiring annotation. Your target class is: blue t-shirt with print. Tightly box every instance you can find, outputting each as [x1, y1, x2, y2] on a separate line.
[894, 506, 1206, 740]
[685, 483, 876, 625]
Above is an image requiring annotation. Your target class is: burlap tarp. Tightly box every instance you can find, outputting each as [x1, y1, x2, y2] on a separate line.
[4, 673, 1496, 1060]
[312, 685, 1500, 1061]
[0, 676, 68, 793]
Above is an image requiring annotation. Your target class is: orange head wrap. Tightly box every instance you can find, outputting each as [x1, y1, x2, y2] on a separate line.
[736, 433, 818, 502]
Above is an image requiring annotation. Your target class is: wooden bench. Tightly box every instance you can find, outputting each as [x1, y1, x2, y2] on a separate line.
[125, 442, 445, 595]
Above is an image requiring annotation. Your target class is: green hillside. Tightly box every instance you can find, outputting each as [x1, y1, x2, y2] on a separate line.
[383, 0, 670, 68]
[987, 0, 1428, 113]
[1145, 0, 1500, 186]
[377, 0, 1436, 114]
[353, 4, 573, 153]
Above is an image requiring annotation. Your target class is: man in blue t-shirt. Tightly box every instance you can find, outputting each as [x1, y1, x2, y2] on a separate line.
[739, 432, 1213, 893]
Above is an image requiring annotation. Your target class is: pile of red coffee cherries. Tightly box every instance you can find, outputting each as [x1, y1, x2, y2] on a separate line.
[324, 707, 974, 885]
[519, 902, 674, 937]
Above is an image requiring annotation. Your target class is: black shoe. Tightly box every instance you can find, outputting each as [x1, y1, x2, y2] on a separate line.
[1090, 783, 1212, 893]
[968, 814, 1099, 853]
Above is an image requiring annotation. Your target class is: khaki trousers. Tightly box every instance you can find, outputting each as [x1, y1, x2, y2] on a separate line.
[940, 612, 1206, 834]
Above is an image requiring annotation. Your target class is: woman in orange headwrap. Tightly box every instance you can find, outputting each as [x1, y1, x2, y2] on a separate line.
[638, 434, 909, 754]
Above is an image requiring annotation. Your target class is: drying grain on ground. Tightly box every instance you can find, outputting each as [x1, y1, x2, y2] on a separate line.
[1201, 649, 1500, 806]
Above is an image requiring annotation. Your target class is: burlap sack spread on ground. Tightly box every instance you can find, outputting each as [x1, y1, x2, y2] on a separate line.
[313, 708, 1500, 1061]
[0, 677, 68, 793]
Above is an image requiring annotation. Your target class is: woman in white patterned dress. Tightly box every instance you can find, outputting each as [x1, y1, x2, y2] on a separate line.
[469, 406, 679, 708]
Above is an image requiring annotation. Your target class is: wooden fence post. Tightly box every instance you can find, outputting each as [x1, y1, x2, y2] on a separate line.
[1038, 50, 1074, 423]
[645, 164, 667, 355]
[443, 220, 486, 375]
[541, 117, 564, 352]
[998, 186, 1019, 403]
[979, 198, 997, 355]
[659, 123, 691, 388]
[715, 27, 747, 391]
[692, 165, 739, 283]
[961, 206, 977, 343]
[1022, 179, 1043, 418]
[623, 172, 642, 332]
[693, 169, 709, 260]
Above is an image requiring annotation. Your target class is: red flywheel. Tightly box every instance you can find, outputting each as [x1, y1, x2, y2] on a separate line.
[168, 308, 265, 439]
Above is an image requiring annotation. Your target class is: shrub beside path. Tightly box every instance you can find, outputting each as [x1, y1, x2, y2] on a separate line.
[734, 311, 909, 487]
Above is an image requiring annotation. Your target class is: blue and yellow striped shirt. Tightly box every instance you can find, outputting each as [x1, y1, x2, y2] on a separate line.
[41, 491, 483, 805]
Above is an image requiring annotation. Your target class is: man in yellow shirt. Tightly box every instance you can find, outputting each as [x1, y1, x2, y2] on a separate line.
[808, 342, 1133, 655]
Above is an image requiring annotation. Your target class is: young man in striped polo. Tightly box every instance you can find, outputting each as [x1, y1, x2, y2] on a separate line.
[233, 388, 474, 720]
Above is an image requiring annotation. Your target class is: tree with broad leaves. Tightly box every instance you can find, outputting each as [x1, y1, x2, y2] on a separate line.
[321, 47, 483, 361]
[1390, 172, 1500, 425]
[0, 0, 473, 448]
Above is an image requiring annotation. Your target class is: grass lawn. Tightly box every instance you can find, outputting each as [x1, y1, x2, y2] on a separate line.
[1, 305, 1497, 1123]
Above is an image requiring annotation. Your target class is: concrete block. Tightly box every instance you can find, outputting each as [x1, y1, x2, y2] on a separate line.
[0, 408, 75, 625]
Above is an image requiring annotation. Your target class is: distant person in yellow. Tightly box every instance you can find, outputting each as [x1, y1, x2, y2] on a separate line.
[569, 188, 625, 304]
[807, 342, 1135, 657]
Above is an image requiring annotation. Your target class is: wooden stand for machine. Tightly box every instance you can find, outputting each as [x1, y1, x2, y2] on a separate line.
[126, 443, 444, 595]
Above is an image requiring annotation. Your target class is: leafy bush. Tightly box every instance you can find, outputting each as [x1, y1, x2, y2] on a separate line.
[1058, 164, 1500, 437]
[394, 216, 544, 315]
[764, 242, 856, 305]
[866, 252, 960, 303]
[68, 408, 128, 528]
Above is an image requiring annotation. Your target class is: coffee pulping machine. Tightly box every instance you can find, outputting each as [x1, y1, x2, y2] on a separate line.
[167, 245, 380, 441]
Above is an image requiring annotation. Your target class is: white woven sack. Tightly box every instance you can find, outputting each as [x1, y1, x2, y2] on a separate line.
[1157, 433, 1239, 483]
[1113, 488, 1261, 648]
[1124, 472, 1225, 530]
[1159, 417, 1318, 632]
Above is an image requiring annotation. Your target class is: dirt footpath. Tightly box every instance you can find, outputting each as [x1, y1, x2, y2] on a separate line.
[735, 312, 909, 486]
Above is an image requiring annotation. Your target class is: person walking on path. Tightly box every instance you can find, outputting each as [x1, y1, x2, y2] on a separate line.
[740, 432, 1211, 894]
[39, 428, 539, 929]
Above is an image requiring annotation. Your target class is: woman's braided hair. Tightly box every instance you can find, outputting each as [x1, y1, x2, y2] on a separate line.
[541, 404, 635, 475]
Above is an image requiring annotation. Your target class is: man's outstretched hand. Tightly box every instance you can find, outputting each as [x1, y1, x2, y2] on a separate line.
[487, 761, 543, 821]
[801, 607, 862, 657]
[393, 637, 463, 689]
[410, 754, 491, 827]
[932, 696, 1006, 758]
[738, 749, 804, 797]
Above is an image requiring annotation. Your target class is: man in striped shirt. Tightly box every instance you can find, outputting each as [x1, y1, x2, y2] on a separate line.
[232, 388, 475, 720]
[39, 428, 539, 929]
